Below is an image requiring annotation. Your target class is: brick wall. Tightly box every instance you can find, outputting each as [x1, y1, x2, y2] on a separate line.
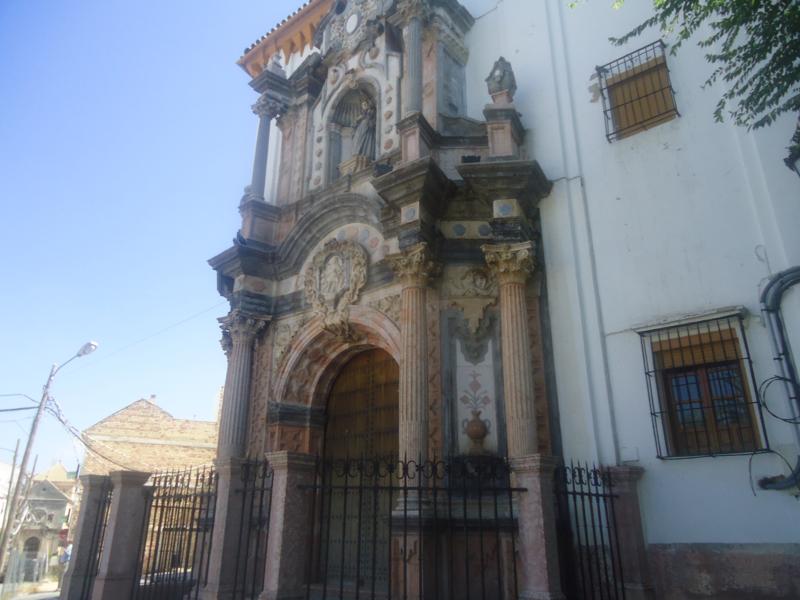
[82, 399, 218, 475]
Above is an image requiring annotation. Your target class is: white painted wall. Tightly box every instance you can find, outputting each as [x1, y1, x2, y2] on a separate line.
[463, 0, 800, 544]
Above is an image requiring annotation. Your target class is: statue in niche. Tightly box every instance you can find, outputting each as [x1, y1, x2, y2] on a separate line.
[353, 93, 376, 159]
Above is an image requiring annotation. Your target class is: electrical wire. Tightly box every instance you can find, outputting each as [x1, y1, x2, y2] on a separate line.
[0, 394, 37, 404]
[758, 376, 800, 424]
[43, 398, 142, 472]
[0, 406, 37, 413]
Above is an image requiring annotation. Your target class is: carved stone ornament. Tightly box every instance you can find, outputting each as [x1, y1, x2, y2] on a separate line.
[218, 310, 269, 347]
[485, 57, 517, 103]
[252, 93, 285, 119]
[368, 293, 401, 323]
[304, 239, 368, 340]
[482, 241, 535, 285]
[444, 266, 498, 334]
[386, 242, 440, 287]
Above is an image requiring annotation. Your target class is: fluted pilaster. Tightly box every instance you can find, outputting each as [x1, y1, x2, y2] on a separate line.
[387, 242, 440, 461]
[483, 241, 537, 458]
[398, 1, 427, 116]
[217, 310, 268, 461]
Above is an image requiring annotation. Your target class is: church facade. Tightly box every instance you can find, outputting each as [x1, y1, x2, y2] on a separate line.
[203, 0, 800, 599]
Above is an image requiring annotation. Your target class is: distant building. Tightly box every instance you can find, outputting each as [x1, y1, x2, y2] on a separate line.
[81, 397, 218, 475]
[8, 464, 77, 583]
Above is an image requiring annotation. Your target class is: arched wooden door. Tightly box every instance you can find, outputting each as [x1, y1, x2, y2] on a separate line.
[324, 348, 399, 460]
[317, 348, 399, 593]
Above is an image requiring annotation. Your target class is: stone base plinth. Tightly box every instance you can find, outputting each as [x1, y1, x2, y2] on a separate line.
[510, 454, 565, 600]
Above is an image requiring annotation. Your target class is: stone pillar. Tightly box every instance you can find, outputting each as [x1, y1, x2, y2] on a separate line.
[482, 241, 537, 458]
[60, 475, 111, 600]
[91, 471, 151, 600]
[200, 312, 267, 600]
[198, 459, 246, 600]
[244, 94, 280, 203]
[608, 466, 655, 600]
[217, 310, 268, 462]
[387, 242, 439, 462]
[511, 455, 565, 600]
[259, 452, 317, 600]
[400, 1, 425, 117]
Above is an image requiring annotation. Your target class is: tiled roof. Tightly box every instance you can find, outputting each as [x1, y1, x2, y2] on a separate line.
[241, 0, 317, 58]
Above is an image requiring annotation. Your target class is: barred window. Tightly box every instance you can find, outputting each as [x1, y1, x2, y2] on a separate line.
[639, 313, 768, 458]
[597, 40, 679, 141]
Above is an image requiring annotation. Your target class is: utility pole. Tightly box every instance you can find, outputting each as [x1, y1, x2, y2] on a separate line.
[0, 341, 97, 572]
[0, 439, 20, 544]
[0, 364, 55, 572]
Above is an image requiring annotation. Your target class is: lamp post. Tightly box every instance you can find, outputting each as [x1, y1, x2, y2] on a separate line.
[0, 341, 98, 571]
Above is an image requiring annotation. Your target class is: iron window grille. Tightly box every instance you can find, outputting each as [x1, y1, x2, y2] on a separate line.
[639, 313, 770, 459]
[597, 40, 679, 142]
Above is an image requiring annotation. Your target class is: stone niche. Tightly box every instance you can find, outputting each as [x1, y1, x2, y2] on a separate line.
[308, 8, 403, 191]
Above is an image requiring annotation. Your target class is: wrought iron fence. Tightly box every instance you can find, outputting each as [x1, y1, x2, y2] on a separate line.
[78, 477, 114, 600]
[231, 458, 274, 600]
[554, 462, 625, 600]
[304, 456, 523, 600]
[133, 465, 217, 600]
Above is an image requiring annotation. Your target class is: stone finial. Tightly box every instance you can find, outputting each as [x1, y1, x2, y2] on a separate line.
[386, 242, 441, 287]
[482, 241, 535, 285]
[485, 57, 517, 104]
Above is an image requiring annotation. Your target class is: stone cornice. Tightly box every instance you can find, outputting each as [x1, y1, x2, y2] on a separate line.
[482, 241, 536, 285]
[267, 401, 325, 428]
[458, 160, 552, 214]
[372, 156, 454, 217]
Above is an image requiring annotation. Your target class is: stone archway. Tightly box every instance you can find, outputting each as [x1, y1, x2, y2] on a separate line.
[267, 305, 401, 454]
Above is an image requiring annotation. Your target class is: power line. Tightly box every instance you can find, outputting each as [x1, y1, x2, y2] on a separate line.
[0, 407, 37, 413]
[74, 300, 227, 369]
[0, 394, 37, 404]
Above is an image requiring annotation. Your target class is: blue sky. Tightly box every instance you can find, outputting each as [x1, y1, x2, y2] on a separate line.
[0, 1, 296, 472]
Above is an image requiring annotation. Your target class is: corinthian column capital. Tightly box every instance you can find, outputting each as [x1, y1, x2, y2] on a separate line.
[251, 93, 284, 119]
[482, 241, 536, 285]
[219, 310, 269, 346]
[386, 242, 441, 287]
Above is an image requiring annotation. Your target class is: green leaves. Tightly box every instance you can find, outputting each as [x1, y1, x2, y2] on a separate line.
[608, 0, 799, 132]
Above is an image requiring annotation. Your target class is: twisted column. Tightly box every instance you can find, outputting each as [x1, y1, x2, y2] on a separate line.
[483, 241, 537, 458]
[387, 243, 439, 461]
[217, 310, 267, 461]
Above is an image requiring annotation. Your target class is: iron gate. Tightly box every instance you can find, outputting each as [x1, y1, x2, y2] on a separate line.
[231, 459, 274, 600]
[305, 456, 523, 600]
[554, 461, 625, 600]
[133, 466, 217, 600]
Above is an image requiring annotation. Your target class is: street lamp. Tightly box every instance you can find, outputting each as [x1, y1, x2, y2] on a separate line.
[0, 341, 98, 571]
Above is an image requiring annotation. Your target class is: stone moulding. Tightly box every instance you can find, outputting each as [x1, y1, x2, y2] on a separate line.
[304, 238, 368, 340]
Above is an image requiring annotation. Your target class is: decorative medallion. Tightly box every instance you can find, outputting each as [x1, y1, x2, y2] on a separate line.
[304, 239, 368, 340]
